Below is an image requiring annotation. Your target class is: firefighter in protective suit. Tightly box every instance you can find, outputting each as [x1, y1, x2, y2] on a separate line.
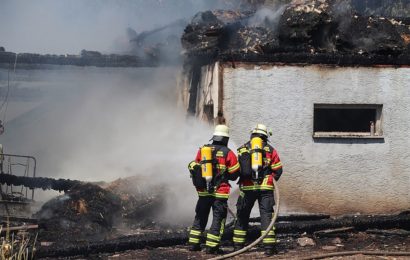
[188, 125, 240, 254]
[233, 124, 283, 256]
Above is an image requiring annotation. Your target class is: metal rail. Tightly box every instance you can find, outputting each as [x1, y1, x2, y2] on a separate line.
[0, 153, 37, 200]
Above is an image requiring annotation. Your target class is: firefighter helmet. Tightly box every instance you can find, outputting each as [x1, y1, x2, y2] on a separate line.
[213, 124, 229, 138]
[251, 123, 269, 137]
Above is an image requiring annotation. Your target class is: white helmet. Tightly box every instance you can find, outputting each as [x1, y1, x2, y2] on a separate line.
[251, 123, 269, 137]
[213, 124, 229, 138]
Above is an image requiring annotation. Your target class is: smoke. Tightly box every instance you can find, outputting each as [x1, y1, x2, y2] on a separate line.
[0, 66, 217, 224]
[0, 0, 246, 226]
[331, 0, 353, 30]
[248, 4, 288, 33]
[0, 0, 238, 55]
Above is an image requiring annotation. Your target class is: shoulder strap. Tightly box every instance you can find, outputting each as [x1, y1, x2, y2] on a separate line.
[263, 143, 273, 153]
[219, 145, 230, 157]
[237, 141, 251, 155]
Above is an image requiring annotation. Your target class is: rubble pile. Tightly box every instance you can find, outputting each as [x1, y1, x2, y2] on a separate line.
[104, 176, 166, 227]
[33, 176, 167, 242]
[181, 10, 254, 52]
[35, 183, 121, 241]
[278, 0, 334, 52]
[230, 26, 276, 53]
[336, 16, 406, 54]
[181, 0, 410, 57]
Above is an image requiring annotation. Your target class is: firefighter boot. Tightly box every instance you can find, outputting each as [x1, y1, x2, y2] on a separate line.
[205, 246, 224, 255]
[264, 245, 278, 256]
[189, 243, 201, 251]
[233, 243, 244, 252]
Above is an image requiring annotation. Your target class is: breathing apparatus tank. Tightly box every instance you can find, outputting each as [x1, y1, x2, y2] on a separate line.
[200, 146, 213, 184]
[251, 136, 263, 179]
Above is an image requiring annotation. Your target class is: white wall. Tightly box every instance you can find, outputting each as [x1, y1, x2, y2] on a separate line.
[222, 64, 410, 215]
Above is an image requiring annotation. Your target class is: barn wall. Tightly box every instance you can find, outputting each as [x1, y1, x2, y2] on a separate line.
[222, 63, 410, 214]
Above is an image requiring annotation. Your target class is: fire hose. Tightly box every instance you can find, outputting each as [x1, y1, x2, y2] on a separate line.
[298, 251, 410, 260]
[209, 178, 280, 260]
[210, 180, 410, 260]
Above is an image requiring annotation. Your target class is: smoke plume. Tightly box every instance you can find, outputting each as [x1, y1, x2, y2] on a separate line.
[0, 0, 246, 224]
[0, 0, 239, 55]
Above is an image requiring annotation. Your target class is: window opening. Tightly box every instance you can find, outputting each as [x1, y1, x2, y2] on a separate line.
[313, 104, 383, 138]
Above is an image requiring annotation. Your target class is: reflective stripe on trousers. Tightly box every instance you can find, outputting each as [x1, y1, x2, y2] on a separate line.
[188, 229, 202, 244]
[233, 229, 247, 244]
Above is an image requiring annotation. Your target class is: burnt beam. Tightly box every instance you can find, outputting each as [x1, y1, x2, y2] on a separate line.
[36, 212, 410, 258]
[36, 231, 188, 258]
[0, 173, 82, 192]
[216, 52, 410, 66]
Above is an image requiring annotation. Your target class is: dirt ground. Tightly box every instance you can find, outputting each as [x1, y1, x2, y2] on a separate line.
[58, 230, 410, 260]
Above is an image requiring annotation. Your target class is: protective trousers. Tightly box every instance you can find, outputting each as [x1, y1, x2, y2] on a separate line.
[189, 196, 227, 249]
[233, 190, 276, 248]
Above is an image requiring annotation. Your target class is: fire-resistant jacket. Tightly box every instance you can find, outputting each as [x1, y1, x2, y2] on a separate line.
[190, 145, 240, 199]
[238, 141, 283, 191]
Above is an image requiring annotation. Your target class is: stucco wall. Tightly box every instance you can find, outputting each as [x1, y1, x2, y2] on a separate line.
[222, 64, 410, 215]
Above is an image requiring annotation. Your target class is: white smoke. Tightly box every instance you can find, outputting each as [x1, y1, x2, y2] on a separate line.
[248, 5, 287, 33]
[0, 0, 237, 55]
[0, 66, 217, 224]
[0, 0, 246, 226]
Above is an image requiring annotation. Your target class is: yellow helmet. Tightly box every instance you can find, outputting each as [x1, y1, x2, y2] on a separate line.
[251, 123, 269, 137]
[213, 124, 229, 138]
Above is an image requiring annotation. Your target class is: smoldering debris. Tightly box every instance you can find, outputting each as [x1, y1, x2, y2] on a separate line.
[103, 176, 166, 226]
[34, 183, 121, 241]
[181, 0, 410, 58]
[35, 211, 410, 258]
[181, 10, 254, 53]
[34, 176, 167, 242]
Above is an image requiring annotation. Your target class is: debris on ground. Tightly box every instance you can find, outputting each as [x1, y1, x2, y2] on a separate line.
[36, 230, 410, 259]
[297, 236, 316, 246]
[34, 183, 121, 242]
[103, 176, 166, 228]
[33, 176, 167, 243]
[33, 211, 410, 258]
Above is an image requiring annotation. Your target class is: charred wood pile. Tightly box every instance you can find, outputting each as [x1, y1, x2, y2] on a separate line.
[0, 173, 81, 192]
[103, 176, 166, 227]
[31, 176, 166, 243]
[34, 183, 121, 242]
[181, 0, 410, 65]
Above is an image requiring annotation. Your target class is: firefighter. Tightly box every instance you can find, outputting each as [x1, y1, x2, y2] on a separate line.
[233, 123, 283, 256]
[187, 124, 240, 254]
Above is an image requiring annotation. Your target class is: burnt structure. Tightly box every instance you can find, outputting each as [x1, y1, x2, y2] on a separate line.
[179, 0, 410, 216]
[181, 0, 410, 67]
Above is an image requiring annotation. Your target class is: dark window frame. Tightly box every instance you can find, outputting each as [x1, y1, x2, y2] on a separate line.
[313, 104, 383, 139]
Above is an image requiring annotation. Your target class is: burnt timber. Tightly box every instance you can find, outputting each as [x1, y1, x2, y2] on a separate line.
[36, 211, 410, 258]
[0, 173, 82, 192]
[181, 1, 410, 67]
[186, 51, 410, 67]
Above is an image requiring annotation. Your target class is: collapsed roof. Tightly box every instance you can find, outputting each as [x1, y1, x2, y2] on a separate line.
[181, 0, 410, 64]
